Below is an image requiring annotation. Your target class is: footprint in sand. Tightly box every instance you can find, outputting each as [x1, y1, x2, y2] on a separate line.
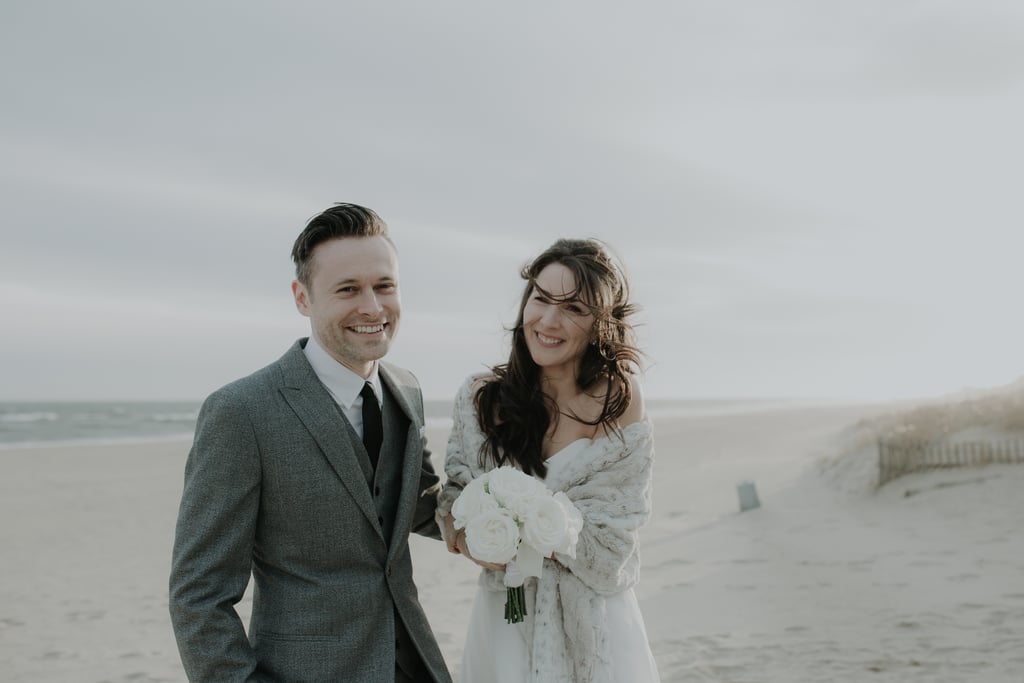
[907, 559, 941, 568]
[68, 608, 105, 622]
[648, 556, 695, 570]
[121, 673, 167, 682]
[956, 602, 987, 611]
[39, 649, 78, 661]
[981, 609, 1010, 627]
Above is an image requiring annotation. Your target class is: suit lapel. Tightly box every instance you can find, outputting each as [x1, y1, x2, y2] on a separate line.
[276, 342, 382, 537]
[379, 365, 427, 559]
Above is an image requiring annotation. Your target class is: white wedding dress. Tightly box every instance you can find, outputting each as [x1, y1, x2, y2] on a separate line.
[458, 439, 661, 683]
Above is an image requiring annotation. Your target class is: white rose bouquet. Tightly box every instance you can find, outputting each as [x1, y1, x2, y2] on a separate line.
[451, 466, 583, 623]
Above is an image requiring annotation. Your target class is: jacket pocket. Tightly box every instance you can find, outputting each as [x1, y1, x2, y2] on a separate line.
[253, 632, 363, 682]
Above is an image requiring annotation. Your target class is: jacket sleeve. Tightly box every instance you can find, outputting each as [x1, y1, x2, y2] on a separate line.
[168, 388, 261, 683]
[437, 376, 487, 518]
[553, 428, 654, 596]
[411, 385, 443, 539]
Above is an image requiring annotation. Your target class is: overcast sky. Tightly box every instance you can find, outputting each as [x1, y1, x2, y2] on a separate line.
[2, 2, 1022, 402]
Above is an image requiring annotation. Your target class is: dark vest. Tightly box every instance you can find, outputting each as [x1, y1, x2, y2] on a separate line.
[330, 382, 428, 679]
[372, 382, 408, 545]
[376, 383, 428, 680]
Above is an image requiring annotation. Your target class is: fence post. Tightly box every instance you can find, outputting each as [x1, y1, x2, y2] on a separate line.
[877, 439, 887, 486]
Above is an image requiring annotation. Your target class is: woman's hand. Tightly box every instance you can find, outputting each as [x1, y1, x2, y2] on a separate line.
[444, 513, 506, 570]
[454, 526, 506, 571]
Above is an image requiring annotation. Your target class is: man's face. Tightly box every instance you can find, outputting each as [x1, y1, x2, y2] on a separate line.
[292, 236, 401, 378]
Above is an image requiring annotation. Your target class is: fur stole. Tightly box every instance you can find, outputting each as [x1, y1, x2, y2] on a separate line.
[439, 375, 655, 682]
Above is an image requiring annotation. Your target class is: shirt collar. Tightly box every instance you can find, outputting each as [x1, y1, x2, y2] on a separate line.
[303, 335, 382, 409]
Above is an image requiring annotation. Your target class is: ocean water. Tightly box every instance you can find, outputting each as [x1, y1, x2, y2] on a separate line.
[0, 400, 458, 449]
[0, 401, 202, 449]
[0, 398, 794, 449]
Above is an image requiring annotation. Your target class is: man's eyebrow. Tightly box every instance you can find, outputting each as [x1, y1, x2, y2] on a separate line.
[328, 275, 397, 287]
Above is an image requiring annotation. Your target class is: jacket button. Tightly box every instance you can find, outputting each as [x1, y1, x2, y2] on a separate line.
[387, 566, 393, 577]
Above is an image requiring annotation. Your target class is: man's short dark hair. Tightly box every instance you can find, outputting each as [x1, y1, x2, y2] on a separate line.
[291, 203, 392, 286]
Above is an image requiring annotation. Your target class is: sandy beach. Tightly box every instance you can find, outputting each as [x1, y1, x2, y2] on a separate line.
[2, 403, 1022, 682]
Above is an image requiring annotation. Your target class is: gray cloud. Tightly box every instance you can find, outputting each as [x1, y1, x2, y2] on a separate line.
[2, 1, 1023, 400]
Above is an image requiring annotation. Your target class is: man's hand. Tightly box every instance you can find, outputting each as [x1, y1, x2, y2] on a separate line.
[442, 514, 461, 554]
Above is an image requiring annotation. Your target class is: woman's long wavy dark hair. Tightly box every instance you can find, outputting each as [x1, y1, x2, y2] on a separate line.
[475, 238, 643, 477]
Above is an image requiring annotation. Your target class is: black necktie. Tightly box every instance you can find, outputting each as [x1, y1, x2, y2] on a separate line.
[360, 382, 383, 469]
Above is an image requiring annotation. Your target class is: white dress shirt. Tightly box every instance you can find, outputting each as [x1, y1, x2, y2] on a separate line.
[303, 335, 383, 439]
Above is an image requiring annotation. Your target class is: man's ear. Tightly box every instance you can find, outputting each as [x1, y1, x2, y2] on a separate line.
[292, 280, 311, 317]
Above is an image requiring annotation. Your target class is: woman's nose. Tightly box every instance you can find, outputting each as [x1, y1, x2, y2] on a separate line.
[539, 305, 561, 327]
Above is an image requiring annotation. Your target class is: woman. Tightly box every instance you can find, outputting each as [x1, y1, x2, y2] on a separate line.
[438, 238, 660, 682]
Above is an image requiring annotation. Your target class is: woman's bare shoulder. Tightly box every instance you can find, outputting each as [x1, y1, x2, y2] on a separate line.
[618, 374, 646, 427]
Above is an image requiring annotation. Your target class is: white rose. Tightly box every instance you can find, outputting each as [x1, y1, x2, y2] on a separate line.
[552, 492, 583, 558]
[464, 508, 521, 564]
[450, 473, 498, 530]
[486, 466, 547, 518]
[520, 494, 570, 556]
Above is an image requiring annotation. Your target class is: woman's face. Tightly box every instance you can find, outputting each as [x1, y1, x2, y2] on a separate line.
[522, 263, 596, 376]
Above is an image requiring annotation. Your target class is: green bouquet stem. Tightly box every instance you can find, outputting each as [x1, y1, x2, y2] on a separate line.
[504, 585, 527, 624]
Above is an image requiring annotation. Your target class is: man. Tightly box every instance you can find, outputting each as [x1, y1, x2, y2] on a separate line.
[169, 203, 452, 683]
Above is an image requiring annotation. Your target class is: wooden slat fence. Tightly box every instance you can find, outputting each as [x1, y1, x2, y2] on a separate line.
[877, 439, 1024, 486]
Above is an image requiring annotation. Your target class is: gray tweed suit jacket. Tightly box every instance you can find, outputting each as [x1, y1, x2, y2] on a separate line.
[169, 339, 451, 683]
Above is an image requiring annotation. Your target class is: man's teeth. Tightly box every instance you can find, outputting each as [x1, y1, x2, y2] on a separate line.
[537, 333, 562, 345]
[353, 324, 385, 334]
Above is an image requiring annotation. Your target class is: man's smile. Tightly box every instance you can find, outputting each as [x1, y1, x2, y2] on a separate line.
[350, 323, 387, 335]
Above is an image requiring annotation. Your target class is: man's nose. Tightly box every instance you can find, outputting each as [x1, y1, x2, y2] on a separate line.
[357, 291, 384, 315]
